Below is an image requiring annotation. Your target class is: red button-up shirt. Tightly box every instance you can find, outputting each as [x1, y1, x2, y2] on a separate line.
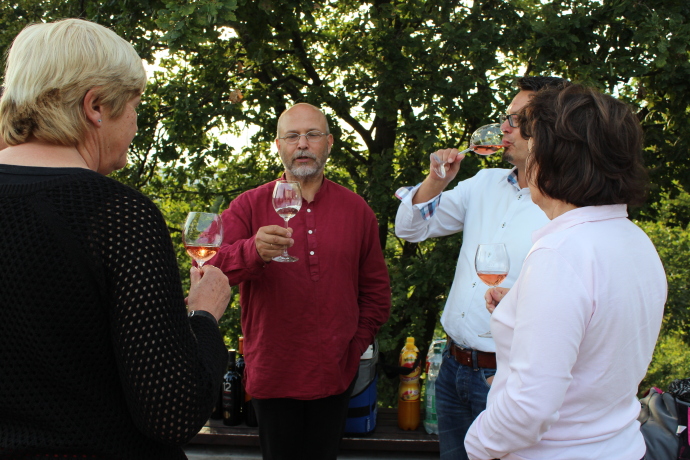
[210, 178, 391, 399]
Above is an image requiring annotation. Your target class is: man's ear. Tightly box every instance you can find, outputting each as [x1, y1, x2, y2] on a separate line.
[83, 88, 103, 127]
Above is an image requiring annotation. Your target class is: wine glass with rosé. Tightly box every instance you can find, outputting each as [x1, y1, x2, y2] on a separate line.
[182, 212, 223, 268]
[432, 123, 504, 178]
[475, 243, 510, 338]
[272, 180, 302, 263]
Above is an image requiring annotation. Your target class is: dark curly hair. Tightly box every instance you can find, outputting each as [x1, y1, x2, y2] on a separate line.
[519, 84, 648, 207]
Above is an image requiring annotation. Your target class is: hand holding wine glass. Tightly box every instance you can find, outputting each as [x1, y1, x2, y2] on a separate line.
[183, 212, 223, 268]
[475, 243, 510, 338]
[431, 123, 504, 179]
[272, 180, 302, 262]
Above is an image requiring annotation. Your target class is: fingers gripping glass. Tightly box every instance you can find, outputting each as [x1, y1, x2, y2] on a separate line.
[475, 243, 510, 339]
[278, 131, 328, 144]
[431, 123, 504, 179]
[500, 114, 519, 128]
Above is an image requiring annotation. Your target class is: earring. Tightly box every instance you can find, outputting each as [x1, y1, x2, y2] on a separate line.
[98, 119, 101, 123]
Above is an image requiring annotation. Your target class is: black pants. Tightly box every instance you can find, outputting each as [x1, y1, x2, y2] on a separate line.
[252, 376, 357, 460]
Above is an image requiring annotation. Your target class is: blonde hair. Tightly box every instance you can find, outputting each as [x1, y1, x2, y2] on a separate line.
[0, 18, 146, 146]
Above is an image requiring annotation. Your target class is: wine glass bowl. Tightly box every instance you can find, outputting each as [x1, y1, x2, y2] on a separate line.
[431, 123, 505, 179]
[475, 243, 510, 338]
[469, 123, 504, 156]
[475, 243, 510, 286]
[183, 212, 223, 268]
[272, 180, 302, 263]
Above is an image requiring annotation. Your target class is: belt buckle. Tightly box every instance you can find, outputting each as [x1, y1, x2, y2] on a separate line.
[453, 342, 479, 370]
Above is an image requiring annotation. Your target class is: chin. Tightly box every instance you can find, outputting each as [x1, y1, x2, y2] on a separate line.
[290, 164, 323, 178]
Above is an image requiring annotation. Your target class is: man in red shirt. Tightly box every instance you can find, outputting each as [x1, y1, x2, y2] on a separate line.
[210, 103, 391, 459]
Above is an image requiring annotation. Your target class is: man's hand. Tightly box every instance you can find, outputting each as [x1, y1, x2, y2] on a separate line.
[429, 148, 465, 182]
[255, 225, 294, 262]
[412, 148, 465, 205]
[484, 287, 510, 314]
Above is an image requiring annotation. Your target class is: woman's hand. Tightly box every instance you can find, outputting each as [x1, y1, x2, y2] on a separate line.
[485, 287, 510, 314]
[186, 265, 231, 322]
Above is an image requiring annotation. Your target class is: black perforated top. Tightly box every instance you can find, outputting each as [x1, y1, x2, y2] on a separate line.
[0, 165, 227, 459]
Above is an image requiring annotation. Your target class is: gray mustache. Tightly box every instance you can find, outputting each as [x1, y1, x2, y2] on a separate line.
[293, 152, 317, 161]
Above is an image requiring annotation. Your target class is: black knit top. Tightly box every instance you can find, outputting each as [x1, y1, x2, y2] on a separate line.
[0, 165, 227, 459]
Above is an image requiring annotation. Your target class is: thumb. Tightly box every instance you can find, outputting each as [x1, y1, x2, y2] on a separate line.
[190, 266, 202, 286]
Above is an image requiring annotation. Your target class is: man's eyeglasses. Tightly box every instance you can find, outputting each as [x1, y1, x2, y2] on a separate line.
[501, 114, 519, 128]
[278, 131, 328, 144]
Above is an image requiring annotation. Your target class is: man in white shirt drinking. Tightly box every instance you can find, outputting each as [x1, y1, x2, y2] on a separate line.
[394, 76, 568, 460]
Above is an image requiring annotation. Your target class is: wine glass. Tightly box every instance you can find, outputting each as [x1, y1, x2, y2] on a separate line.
[475, 243, 510, 338]
[272, 180, 302, 263]
[182, 212, 223, 268]
[432, 123, 505, 178]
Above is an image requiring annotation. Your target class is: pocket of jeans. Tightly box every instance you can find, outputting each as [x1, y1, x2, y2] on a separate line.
[480, 368, 496, 388]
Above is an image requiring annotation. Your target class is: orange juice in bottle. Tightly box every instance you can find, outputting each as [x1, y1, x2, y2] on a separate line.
[398, 337, 421, 430]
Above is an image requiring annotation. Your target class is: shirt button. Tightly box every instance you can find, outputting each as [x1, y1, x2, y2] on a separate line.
[310, 251, 315, 255]
[517, 195, 522, 200]
[461, 312, 465, 318]
[308, 230, 313, 234]
[472, 282, 476, 287]
[307, 209, 312, 213]
[502, 223, 506, 228]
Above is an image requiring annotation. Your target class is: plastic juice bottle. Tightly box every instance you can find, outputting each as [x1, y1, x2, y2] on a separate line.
[424, 341, 443, 434]
[398, 337, 421, 430]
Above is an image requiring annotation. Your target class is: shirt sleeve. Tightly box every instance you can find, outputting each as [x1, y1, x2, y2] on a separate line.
[104, 191, 227, 445]
[351, 207, 392, 357]
[394, 178, 473, 243]
[465, 248, 591, 459]
[209, 193, 267, 285]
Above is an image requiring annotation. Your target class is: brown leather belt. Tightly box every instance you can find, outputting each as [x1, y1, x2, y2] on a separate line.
[448, 339, 496, 369]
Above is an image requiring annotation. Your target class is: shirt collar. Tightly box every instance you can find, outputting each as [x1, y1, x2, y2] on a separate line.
[502, 167, 522, 192]
[532, 204, 629, 243]
[278, 173, 329, 201]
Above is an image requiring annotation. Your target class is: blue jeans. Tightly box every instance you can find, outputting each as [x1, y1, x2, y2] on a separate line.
[436, 346, 496, 460]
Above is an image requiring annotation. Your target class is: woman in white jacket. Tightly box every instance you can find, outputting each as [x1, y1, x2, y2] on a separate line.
[465, 84, 666, 460]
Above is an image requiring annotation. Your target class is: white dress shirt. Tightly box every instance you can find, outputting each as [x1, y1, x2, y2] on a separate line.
[395, 168, 549, 352]
[465, 204, 667, 460]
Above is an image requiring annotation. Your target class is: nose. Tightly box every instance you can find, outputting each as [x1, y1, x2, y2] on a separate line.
[500, 118, 512, 134]
[296, 135, 309, 149]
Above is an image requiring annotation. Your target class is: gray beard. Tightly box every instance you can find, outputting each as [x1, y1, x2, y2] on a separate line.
[289, 162, 323, 178]
[283, 151, 327, 178]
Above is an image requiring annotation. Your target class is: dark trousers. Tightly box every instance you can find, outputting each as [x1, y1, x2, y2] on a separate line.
[252, 376, 357, 460]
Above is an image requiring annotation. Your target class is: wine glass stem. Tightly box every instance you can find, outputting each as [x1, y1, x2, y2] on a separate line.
[282, 218, 290, 257]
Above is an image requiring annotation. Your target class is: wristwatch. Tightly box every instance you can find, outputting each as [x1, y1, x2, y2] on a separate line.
[188, 310, 218, 325]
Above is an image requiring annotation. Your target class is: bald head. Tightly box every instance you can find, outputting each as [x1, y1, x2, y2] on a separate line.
[276, 103, 330, 138]
[275, 103, 334, 182]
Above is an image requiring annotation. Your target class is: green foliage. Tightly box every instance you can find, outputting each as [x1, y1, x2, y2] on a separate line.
[637, 190, 690, 342]
[2, 0, 689, 406]
[640, 333, 690, 395]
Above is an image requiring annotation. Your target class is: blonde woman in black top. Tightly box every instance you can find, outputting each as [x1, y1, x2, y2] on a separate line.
[0, 19, 231, 459]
